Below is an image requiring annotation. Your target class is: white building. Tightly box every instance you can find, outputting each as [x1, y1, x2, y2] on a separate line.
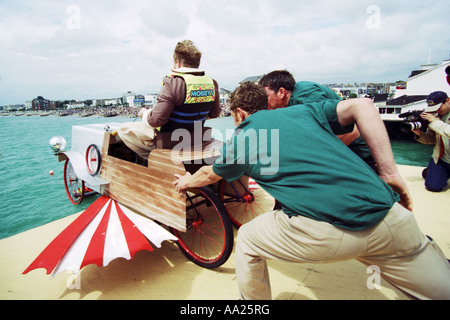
[122, 91, 136, 105]
[65, 101, 86, 109]
[104, 98, 119, 106]
[394, 60, 450, 98]
[219, 88, 231, 105]
[144, 94, 158, 107]
[126, 95, 135, 107]
[133, 95, 145, 108]
[92, 99, 105, 107]
[377, 59, 450, 124]
[329, 84, 360, 97]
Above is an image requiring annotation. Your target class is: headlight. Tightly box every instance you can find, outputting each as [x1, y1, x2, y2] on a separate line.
[49, 136, 67, 153]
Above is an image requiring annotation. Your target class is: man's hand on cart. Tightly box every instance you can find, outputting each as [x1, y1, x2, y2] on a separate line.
[174, 165, 222, 194]
[174, 172, 192, 193]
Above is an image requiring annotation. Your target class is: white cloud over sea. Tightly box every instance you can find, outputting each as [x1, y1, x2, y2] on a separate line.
[0, 0, 449, 105]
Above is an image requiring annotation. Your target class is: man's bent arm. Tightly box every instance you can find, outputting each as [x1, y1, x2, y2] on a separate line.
[336, 98, 413, 211]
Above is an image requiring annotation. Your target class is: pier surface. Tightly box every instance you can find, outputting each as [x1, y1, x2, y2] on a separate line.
[1, 165, 448, 300]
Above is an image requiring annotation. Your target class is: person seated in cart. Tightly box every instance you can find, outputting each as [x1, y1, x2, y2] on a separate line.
[117, 40, 221, 161]
[174, 82, 450, 300]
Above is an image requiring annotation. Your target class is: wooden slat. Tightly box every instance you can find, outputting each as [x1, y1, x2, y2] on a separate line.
[155, 139, 223, 164]
[98, 132, 188, 232]
[101, 131, 112, 155]
[100, 154, 187, 232]
[101, 156, 183, 205]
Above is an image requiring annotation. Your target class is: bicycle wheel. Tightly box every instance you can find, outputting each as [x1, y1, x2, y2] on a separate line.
[171, 186, 234, 269]
[63, 158, 85, 205]
[219, 177, 274, 228]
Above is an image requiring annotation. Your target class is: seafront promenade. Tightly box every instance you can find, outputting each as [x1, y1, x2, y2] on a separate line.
[1, 165, 448, 300]
[0, 107, 139, 118]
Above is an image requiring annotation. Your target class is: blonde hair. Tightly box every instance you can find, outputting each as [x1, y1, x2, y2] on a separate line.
[173, 40, 202, 68]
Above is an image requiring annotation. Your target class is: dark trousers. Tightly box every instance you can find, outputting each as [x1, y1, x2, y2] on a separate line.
[425, 158, 450, 192]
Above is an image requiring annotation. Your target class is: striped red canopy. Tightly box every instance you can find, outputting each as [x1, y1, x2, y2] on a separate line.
[23, 196, 177, 277]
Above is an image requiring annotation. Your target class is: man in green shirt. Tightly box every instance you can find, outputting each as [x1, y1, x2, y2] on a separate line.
[174, 82, 450, 300]
[259, 70, 375, 171]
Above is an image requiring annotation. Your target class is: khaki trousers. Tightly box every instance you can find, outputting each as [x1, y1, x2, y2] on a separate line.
[117, 122, 156, 160]
[235, 203, 450, 300]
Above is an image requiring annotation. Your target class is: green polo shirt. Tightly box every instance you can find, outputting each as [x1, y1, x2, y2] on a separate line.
[288, 81, 342, 106]
[288, 81, 372, 161]
[212, 100, 399, 231]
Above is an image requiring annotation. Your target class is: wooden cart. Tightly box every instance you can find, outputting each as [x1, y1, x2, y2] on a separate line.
[57, 123, 274, 269]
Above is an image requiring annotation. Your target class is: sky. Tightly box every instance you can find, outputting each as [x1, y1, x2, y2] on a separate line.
[0, 0, 449, 105]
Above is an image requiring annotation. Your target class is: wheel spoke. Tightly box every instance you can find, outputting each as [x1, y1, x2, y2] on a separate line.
[220, 178, 274, 227]
[172, 186, 233, 269]
[64, 159, 84, 205]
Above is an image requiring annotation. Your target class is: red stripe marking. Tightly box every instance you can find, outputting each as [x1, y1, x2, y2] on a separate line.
[23, 196, 111, 275]
[80, 200, 113, 269]
[115, 202, 153, 258]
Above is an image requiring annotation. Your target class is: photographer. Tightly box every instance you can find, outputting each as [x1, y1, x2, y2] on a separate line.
[413, 91, 450, 192]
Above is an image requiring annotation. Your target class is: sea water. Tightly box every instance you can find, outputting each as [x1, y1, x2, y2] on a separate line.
[0, 115, 433, 239]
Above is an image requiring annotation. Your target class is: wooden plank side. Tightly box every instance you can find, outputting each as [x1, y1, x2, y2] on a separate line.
[152, 139, 223, 164]
[102, 166, 184, 209]
[101, 156, 183, 199]
[101, 161, 185, 210]
[100, 154, 187, 232]
[98, 133, 188, 232]
[101, 131, 112, 155]
[106, 183, 186, 232]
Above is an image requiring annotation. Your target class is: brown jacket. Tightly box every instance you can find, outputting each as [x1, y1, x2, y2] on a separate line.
[146, 74, 221, 128]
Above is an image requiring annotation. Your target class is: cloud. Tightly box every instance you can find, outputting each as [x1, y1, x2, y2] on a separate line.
[140, 2, 190, 39]
[1, 0, 449, 105]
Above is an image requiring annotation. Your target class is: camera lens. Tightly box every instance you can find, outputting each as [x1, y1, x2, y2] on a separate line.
[400, 121, 422, 133]
[411, 122, 422, 130]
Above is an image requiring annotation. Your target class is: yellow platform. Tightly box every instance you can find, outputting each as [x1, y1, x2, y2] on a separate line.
[1, 165, 448, 300]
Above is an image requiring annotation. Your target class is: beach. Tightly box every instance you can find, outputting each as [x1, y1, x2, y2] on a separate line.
[1, 165, 448, 300]
[0, 107, 140, 118]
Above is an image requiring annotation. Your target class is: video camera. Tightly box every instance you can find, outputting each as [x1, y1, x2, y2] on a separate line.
[399, 110, 429, 133]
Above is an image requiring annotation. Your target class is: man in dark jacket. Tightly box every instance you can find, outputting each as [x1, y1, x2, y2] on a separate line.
[118, 40, 221, 160]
